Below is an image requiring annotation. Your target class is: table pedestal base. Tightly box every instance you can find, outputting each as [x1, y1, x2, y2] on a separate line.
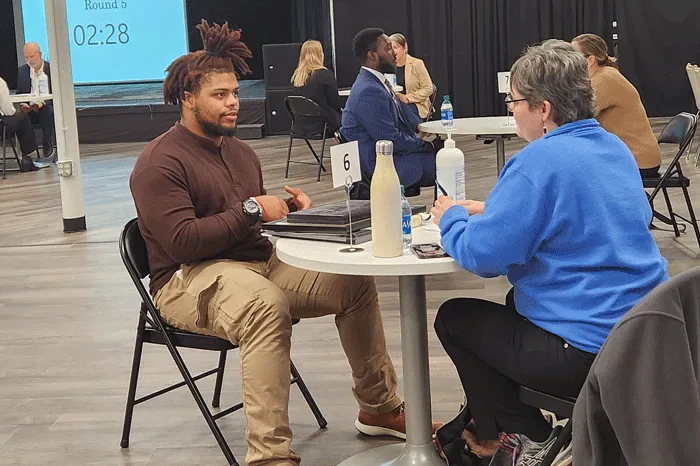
[337, 442, 445, 466]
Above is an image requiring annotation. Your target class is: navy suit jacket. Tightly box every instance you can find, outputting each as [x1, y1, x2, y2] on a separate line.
[341, 68, 432, 187]
[16, 62, 52, 95]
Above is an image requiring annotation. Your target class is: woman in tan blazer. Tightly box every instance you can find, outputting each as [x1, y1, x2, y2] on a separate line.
[572, 34, 661, 177]
[389, 33, 434, 119]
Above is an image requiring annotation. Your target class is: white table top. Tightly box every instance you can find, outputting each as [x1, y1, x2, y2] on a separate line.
[9, 93, 53, 103]
[338, 85, 403, 97]
[275, 225, 461, 277]
[419, 116, 518, 136]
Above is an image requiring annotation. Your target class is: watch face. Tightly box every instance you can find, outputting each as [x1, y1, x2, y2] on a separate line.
[245, 199, 260, 215]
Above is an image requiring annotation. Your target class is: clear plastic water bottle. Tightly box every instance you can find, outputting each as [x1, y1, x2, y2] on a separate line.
[440, 95, 454, 129]
[400, 185, 412, 252]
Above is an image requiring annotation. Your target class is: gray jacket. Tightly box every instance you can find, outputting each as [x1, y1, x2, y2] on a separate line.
[573, 266, 700, 465]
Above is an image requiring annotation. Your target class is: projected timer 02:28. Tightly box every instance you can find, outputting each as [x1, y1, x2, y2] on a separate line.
[72, 23, 130, 46]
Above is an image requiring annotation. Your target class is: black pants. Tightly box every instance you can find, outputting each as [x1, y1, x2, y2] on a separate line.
[639, 165, 660, 178]
[28, 104, 55, 145]
[434, 290, 596, 442]
[3, 113, 38, 156]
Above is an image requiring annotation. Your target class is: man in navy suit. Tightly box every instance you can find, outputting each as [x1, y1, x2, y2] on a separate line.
[17, 42, 55, 158]
[341, 28, 436, 191]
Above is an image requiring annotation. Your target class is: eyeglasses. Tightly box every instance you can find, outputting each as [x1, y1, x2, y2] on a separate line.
[504, 93, 527, 111]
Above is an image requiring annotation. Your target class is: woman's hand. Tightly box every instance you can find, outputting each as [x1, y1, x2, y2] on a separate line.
[457, 200, 485, 215]
[431, 195, 457, 225]
[397, 93, 410, 104]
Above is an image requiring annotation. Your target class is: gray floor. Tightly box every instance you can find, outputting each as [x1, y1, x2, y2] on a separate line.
[0, 120, 698, 465]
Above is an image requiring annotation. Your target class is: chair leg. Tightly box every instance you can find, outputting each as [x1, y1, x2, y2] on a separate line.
[540, 418, 572, 466]
[160, 327, 239, 465]
[662, 188, 681, 236]
[285, 134, 293, 178]
[212, 350, 227, 408]
[317, 133, 327, 182]
[290, 360, 327, 428]
[681, 184, 700, 249]
[120, 312, 147, 448]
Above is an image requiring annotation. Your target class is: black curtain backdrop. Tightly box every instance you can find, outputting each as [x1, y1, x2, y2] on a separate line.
[451, 0, 615, 117]
[1, 0, 19, 89]
[616, 0, 700, 117]
[332, 0, 409, 89]
[292, 0, 334, 70]
[186, 0, 293, 80]
[332, 0, 614, 117]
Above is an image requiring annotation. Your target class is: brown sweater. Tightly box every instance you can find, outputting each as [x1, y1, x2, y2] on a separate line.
[130, 123, 273, 295]
[591, 66, 661, 170]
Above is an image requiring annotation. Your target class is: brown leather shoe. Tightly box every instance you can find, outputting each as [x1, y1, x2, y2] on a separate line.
[355, 402, 443, 440]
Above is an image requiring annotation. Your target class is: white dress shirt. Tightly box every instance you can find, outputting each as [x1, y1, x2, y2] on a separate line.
[0, 78, 16, 116]
[361, 66, 395, 97]
[30, 61, 45, 95]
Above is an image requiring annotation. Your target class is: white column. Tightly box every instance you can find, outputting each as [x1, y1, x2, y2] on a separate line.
[44, 0, 86, 232]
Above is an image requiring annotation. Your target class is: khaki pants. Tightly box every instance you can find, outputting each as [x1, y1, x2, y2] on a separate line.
[154, 252, 400, 466]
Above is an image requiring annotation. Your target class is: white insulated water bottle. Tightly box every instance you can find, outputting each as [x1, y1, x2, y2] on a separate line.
[436, 135, 466, 200]
[370, 140, 403, 258]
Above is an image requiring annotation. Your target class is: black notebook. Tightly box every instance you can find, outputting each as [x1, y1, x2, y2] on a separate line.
[286, 200, 372, 225]
[268, 229, 373, 245]
[263, 217, 371, 234]
[285, 200, 427, 225]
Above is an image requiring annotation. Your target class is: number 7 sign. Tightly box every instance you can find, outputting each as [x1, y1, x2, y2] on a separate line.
[330, 140, 362, 188]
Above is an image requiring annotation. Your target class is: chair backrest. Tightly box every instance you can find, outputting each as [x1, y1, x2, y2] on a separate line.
[658, 112, 696, 149]
[686, 64, 700, 112]
[284, 95, 328, 138]
[119, 218, 156, 309]
[426, 83, 438, 122]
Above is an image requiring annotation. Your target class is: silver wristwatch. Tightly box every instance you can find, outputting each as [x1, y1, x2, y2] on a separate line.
[243, 197, 262, 219]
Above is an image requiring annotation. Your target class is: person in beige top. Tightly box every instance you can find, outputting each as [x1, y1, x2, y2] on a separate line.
[389, 33, 434, 119]
[573, 34, 662, 177]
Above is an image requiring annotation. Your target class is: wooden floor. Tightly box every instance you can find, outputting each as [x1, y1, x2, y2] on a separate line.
[1, 119, 699, 465]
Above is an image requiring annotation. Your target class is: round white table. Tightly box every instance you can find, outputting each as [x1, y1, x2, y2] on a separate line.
[9, 93, 53, 104]
[419, 116, 518, 175]
[276, 226, 461, 466]
[339, 85, 403, 97]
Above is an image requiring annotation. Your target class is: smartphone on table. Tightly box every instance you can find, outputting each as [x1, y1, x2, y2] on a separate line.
[410, 243, 449, 259]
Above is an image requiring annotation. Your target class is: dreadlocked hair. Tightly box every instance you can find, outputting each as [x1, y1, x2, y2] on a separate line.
[163, 19, 253, 105]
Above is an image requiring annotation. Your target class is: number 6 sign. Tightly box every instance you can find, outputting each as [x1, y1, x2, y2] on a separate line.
[330, 140, 361, 188]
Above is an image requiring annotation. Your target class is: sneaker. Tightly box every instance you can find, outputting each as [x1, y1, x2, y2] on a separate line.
[42, 141, 54, 159]
[355, 402, 442, 440]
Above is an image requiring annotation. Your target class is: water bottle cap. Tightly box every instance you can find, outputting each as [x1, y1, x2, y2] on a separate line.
[375, 140, 393, 155]
[443, 95, 450, 101]
[400, 185, 405, 194]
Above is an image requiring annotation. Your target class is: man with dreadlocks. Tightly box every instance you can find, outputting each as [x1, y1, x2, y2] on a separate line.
[130, 20, 433, 466]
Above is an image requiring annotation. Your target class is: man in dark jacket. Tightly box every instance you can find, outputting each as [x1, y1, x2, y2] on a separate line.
[16, 42, 55, 158]
[573, 266, 700, 465]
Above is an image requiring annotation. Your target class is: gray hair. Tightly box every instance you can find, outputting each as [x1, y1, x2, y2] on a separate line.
[510, 39, 595, 126]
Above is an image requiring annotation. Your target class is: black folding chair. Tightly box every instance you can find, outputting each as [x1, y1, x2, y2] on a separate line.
[519, 386, 576, 466]
[119, 219, 327, 466]
[0, 117, 26, 179]
[425, 83, 438, 122]
[643, 112, 700, 249]
[284, 96, 334, 182]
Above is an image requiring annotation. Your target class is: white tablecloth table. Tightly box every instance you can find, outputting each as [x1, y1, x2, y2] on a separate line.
[9, 93, 53, 104]
[419, 116, 518, 174]
[276, 226, 460, 466]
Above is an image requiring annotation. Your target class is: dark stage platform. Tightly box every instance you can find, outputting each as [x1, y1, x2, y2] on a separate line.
[73, 80, 266, 143]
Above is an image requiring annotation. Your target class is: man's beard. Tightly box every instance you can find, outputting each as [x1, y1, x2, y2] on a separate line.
[194, 106, 237, 137]
[378, 57, 396, 74]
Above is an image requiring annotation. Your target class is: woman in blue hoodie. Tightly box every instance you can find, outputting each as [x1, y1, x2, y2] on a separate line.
[431, 40, 668, 458]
